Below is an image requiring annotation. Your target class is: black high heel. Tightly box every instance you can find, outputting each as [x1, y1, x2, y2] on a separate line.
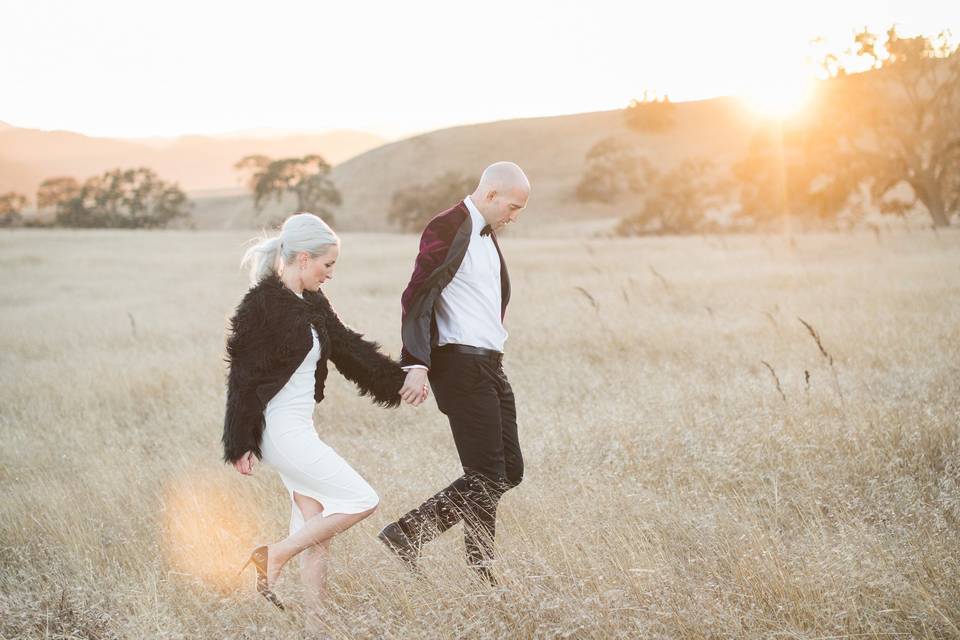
[238, 545, 285, 610]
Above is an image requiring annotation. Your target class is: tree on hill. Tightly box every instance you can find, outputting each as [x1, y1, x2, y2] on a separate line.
[813, 26, 960, 227]
[388, 171, 475, 232]
[55, 168, 191, 228]
[0, 192, 28, 227]
[624, 91, 676, 132]
[617, 159, 726, 235]
[576, 137, 725, 234]
[235, 154, 341, 223]
[575, 137, 655, 204]
[36, 177, 81, 212]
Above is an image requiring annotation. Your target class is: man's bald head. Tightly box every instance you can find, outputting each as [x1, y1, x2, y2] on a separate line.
[476, 161, 530, 194]
[470, 161, 531, 230]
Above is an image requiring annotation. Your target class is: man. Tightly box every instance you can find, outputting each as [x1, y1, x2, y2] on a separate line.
[382, 161, 530, 585]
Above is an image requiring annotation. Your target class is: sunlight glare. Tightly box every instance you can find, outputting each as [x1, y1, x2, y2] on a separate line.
[738, 73, 816, 120]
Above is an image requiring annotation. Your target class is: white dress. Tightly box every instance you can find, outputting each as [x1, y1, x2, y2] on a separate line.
[259, 318, 379, 535]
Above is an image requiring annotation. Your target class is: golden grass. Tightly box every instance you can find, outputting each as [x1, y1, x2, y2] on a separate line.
[1, 228, 958, 639]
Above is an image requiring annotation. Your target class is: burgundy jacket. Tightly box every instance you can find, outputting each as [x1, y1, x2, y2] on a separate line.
[400, 200, 511, 368]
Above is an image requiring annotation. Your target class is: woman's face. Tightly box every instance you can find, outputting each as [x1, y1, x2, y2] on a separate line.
[299, 244, 339, 291]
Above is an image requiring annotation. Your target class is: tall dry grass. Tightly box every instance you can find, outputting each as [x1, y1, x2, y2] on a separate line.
[1, 228, 958, 639]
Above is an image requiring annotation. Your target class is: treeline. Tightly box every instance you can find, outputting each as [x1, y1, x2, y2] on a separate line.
[1, 169, 191, 229]
[580, 26, 960, 235]
[0, 143, 459, 232]
[0, 152, 342, 230]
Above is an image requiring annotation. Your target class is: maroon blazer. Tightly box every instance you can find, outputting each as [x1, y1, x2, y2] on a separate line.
[400, 201, 510, 368]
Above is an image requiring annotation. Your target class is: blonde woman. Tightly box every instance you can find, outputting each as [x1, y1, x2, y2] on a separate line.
[223, 212, 426, 610]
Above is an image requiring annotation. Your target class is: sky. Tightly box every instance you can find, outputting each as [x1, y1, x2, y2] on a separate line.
[2, 0, 958, 140]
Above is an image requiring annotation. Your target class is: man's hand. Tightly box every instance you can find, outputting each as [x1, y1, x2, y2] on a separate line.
[233, 451, 257, 475]
[400, 368, 429, 406]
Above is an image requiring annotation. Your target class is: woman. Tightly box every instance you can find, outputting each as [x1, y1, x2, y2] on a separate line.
[223, 212, 425, 611]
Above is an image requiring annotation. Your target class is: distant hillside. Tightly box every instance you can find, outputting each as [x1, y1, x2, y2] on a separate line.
[188, 97, 763, 233]
[0, 126, 384, 196]
[4, 99, 768, 233]
[333, 97, 762, 233]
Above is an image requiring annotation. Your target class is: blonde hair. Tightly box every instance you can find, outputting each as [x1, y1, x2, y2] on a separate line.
[241, 212, 339, 284]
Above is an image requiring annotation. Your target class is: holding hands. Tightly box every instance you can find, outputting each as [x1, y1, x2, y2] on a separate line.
[400, 368, 430, 406]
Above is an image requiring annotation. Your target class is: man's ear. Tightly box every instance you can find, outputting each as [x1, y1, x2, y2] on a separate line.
[485, 189, 498, 202]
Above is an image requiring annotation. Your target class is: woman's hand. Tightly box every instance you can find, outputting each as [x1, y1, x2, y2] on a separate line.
[233, 451, 257, 475]
[400, 368, 429, 406]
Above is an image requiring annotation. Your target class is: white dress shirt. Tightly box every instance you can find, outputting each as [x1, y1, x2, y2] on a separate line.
[434, 195, 509, 352]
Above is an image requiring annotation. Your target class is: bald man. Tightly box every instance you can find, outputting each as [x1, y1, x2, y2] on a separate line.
[380, 162, 530, 585]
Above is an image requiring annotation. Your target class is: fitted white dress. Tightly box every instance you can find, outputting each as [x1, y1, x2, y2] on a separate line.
[259, 318, 379, 535]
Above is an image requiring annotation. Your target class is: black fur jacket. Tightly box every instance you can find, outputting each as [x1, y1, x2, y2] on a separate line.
[221, 273, 405, 463]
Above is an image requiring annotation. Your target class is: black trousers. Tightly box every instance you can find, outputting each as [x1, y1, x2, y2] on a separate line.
[396, 347, 523, 573]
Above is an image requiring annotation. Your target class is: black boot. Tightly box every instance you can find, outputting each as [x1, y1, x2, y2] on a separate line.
[378, 479, 468, 570]
[381, 472, 508, 580]
[377, 521, 421, 570]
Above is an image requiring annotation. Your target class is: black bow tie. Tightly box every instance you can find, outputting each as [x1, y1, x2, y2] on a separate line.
[480, 224, 493, 237]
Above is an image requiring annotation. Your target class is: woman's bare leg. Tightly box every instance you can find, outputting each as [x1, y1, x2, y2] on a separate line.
[300, 539, 332, 634]
[300, 539, 331, 597]
[265, 492, 376, 585]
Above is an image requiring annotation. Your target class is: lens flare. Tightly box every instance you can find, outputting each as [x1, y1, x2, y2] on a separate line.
[160, 470, 267, 592]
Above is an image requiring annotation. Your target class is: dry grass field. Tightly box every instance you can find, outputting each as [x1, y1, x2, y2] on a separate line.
[1, 228, 958, 639]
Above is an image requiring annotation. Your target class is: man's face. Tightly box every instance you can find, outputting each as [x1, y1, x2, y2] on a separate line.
[487, 185, 530, 230]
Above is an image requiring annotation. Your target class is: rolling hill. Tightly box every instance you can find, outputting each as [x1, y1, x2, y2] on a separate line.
[0, 125, 384, 197]
[332, 97, 760, 233]
[187, 97, 763, 233]
[3, 98, 768, 233]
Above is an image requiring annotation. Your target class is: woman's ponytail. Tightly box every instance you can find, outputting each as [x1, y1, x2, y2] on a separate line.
[240, 235, 282, 284]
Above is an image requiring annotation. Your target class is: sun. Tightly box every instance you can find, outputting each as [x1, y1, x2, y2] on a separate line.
[738, 74, 816, 120]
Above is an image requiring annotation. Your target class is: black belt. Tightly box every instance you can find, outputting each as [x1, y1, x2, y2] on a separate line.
[435, 343, 503, 363]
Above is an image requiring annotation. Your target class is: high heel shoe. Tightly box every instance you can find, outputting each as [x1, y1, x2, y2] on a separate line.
[238, 545, 285, 610]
